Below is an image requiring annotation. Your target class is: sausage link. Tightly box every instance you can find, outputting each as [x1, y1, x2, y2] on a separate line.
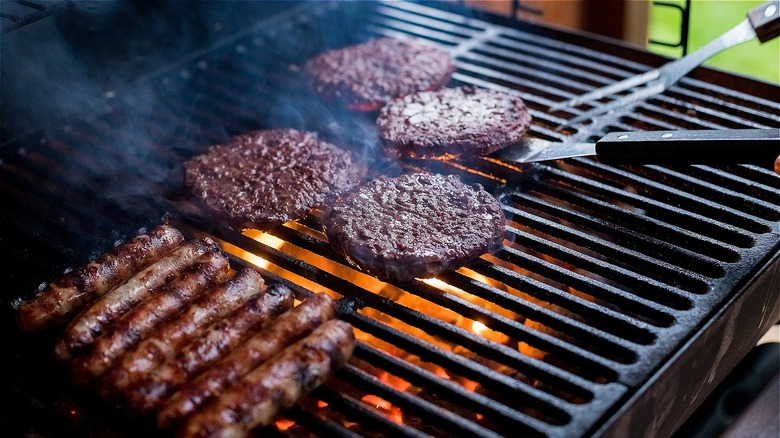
[55, 238, 220, 362]
[158, 293, 336, 426]
[72, 250, 230, 387]
[98, 269, 265, 399]
[124, 284, 294, 414]
[17, 224, 184, 333]
[174, 319, 356, 438]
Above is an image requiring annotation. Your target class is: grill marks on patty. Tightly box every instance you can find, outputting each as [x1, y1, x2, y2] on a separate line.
[184, 129, 362, 230]
[377, 86, 533, 159]
[302, 37, 457, 112]
[323, 173, 506, 283]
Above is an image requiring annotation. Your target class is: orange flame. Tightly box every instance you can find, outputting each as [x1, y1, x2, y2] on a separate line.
[361, 395, 404, 425]
[275, 418, 295, 431]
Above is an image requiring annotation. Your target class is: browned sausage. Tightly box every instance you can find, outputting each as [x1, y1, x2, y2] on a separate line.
[16, 224, 184, 333]
[55, 237, 220, 362]
[71, 250, 230, 387]
[124, 284, 294, 414]
[158, 293, 336, 426]
[98, 269, 265, 399]
[174, 319, 356, 438]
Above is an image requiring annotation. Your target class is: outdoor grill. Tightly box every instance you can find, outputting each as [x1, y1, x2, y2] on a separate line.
[1, 1, 778, 438]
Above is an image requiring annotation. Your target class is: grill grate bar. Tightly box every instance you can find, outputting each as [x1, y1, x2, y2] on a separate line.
[474, 247, 680, 322]
[447, 265, 659, 344]
[555, 160, 774, 234]
[415, 284, 639, 372]
[374, 3, 486, 38]
[352, 291, 612, 391]
[337, 361, 509, 438]
[280, 404, 363, 438]
[625, 165, 780, 221]
[409, 279, 627, 373]
[683, 165, 780, 205]
[502, 228, 702, 304]
[0, 164, 126, 251]
[306, 384, 427, 438]
[440, 268, 654, 350]
[452, 60, 574, 110]
[627, 97, 775, 130]
[507, 191, 728, 274]
[543, 165, 762, 245]
[347, 323, 568, 436]
[672, 78, 780, 113]
[504, 211, 711, 294]
[271, 216, 658, 352]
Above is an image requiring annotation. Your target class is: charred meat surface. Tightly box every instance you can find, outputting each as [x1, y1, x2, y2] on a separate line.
[16, 224, 185, 333]
[15, 224, 356, 435]
[176, 319, 356, 438]
[156, 292, 337, 427]
[184, 129, 363, 231]
[323, 172, 507, 283]
[70, 250, 231, 388]
[54, 237, 221, 362]
[302, 37, 457, 112]
[98, 268, 266, 398]
[125, 283, 295, 414]
[377, 86, 532, 159]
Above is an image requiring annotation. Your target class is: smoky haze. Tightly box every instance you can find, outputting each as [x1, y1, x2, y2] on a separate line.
[0, 1, 374, 144]
[0, 1, 392, 208]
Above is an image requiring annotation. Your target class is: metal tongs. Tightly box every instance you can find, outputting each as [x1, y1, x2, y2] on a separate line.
[550, 0, 780, 129]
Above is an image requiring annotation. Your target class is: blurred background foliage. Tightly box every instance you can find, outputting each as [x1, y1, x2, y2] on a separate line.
[647, 0, 779, 84]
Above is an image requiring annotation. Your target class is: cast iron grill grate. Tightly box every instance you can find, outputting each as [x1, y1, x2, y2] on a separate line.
[1, 2, 778, 438]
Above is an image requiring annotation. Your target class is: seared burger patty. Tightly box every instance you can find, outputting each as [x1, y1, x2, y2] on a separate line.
[302, 37, 456, 112]
[184, 129, 362, 230]
[323, 173, 506, 283]
[377, 86, 532, 159]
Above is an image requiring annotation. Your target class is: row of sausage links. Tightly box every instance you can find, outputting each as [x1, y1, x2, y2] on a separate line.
[16, 224, 356, 437]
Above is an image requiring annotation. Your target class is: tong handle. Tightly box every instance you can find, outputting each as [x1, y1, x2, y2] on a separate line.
[748, 0, 780, 42]
[595, 128, 780, 168]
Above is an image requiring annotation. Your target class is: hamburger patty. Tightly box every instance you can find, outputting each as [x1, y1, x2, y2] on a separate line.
[302, 37, 457, 112]
[184, 129, 362, 230]
[377, 86, 532, 159]
[323, 173, 506, 283]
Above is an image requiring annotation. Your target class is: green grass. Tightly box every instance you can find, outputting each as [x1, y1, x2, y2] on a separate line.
[648, 0, 779, 84]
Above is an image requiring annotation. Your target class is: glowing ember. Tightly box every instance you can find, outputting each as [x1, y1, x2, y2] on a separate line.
[361, 395, 404, 425]
[372, 371, 411, 393]
[362, 394, 392, 410]
[470, 320, 510, 344]
[243, 228, 285, 249]
[221, 229, 342, 297]
[462, 378, 479, 392]
[220, 241, 272, 271]
[472, 320, 489, 335]
[275, 418, 295, 431]
[433, 367, 451, 380]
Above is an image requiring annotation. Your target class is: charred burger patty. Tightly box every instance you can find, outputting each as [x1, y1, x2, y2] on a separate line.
[377, 85, 532, 159]
[184, 129, 362, 230]
[302, 37, 457, 112]
[323, 173, 506, 283]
